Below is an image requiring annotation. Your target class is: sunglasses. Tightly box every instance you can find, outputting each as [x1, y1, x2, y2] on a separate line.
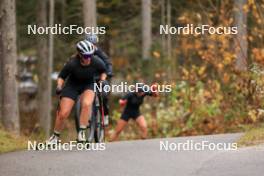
[82, 54, 92, 60]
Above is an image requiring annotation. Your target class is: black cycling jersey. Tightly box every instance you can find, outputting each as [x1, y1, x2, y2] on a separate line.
[58, 55, 106, 85]
[94, 47, 112, 76]
[58, 55, 106, 101]
[120, 92, 153, 121]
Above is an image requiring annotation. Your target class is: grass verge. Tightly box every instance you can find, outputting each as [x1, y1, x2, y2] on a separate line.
[0, 126, 28, 154]
[238, 123, 264, 147]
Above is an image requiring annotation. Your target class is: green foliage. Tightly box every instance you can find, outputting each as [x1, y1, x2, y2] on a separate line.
[0, 126, 28, 153]
[238, 123, 264, 146]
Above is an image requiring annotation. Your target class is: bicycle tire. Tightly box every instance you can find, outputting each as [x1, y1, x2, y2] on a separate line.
[94, 93, 105, 143]
[94, 107, 104, 143]
[74, 98, 81, 133]
[87, 112, 96, 143]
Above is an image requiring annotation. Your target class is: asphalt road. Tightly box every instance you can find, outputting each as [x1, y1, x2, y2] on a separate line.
[1, 133, 263, 176]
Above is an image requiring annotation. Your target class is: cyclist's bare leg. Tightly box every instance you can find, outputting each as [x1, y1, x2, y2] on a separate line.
[135, 115, 147, 139]
[54, 97, 75, 132]
[80, 90, 95, 127]
[110, 119, 128, 141]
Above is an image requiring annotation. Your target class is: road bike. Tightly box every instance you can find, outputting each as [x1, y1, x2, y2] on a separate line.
[74, 82, 105, 143]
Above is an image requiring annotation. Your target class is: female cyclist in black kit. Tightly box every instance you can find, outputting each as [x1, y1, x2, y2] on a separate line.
[47, 40, 107, 143]
[110, 84, 158, 141]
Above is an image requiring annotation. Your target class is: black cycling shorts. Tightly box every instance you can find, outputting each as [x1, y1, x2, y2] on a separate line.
[121, 110, 141, 122]
[60, 82, 95, 101]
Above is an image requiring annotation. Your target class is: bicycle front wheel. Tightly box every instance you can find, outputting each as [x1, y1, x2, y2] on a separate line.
[94, 107, 105, 143]
[75, 98, 96, 143]
[87, 106, 97, 143]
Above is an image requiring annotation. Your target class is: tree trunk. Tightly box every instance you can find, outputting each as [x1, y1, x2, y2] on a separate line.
[83, 0, 97, 28]
[37, 0, 51, 137]
[0, 0, 20, 134]
[48, 0, 54, 134]
[167, 0, 171, 61]
[49, 0, 54, 74]
[142, 0, 152, 60]
[61, 0, 66, 25]
[0, 28, 2, 123]
[234, 0, 248, 71]
[166, 0, 172, 79]
[161, 0, 166, 52]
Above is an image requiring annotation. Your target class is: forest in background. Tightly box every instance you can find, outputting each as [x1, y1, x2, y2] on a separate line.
[1, 0, 264, 140]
